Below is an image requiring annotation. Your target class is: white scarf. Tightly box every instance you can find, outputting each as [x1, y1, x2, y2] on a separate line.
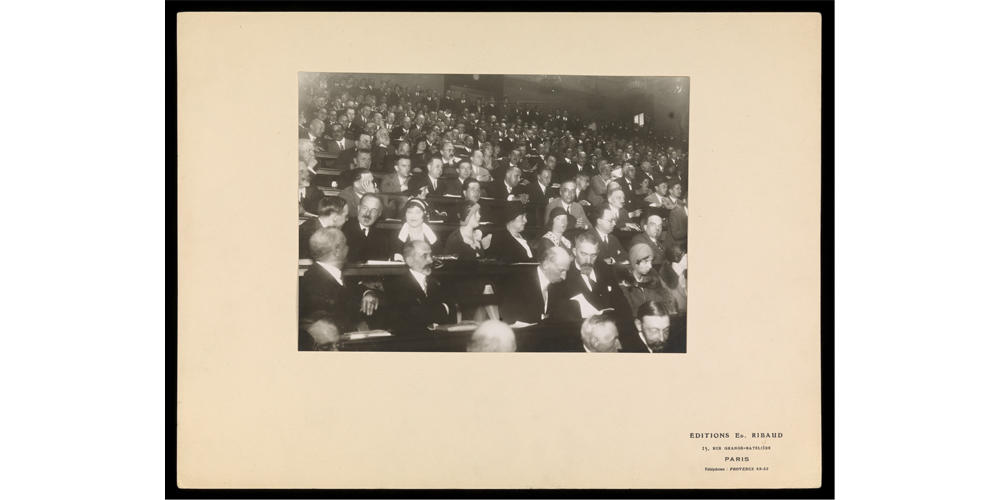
[397, 222, 438, 245]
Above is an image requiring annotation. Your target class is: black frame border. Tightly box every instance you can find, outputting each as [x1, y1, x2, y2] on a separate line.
[166, 2, 834, 497]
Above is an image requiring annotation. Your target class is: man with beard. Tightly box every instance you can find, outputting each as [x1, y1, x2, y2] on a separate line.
[341, 193, 390, 263]
[634, 300, 685, 353]
[547, 231, 646, 351]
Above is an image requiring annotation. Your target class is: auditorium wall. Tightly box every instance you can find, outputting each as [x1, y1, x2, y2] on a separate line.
[344, 72, 446, 92]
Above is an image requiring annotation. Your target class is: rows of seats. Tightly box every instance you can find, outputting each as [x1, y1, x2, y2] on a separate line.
[297, 74, 688, 352]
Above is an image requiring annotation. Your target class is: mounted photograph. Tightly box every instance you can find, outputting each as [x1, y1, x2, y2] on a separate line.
[297, 73, 690, 352]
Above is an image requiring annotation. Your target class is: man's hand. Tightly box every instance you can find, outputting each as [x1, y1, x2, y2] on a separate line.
[360, 177, 378, 193]
[517, 193, 529, 204]
[625, 222, 641, 231]
[361, 293, 380, 316]
[482, 233, 493, 250]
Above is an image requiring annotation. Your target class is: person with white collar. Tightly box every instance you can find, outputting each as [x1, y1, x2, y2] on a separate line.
[299, 227, 382, 335]
[385, 239, 455, 334]
[389, 197, 439, 259]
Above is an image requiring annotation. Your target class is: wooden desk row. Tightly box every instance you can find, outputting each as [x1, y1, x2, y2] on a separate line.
[298, 259, 539, 278]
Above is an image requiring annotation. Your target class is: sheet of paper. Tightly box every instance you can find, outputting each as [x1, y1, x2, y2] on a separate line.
[570, 293, 603, 319]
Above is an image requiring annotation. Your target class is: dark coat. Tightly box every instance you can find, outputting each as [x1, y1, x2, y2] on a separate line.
[341, 218, 390, 263]
[485, 228, 535, 263]
[497, 267, 548, 324]
[586, 228, 626, 263]
[298, 263, 363, 333]
[385, 270, 456, 334]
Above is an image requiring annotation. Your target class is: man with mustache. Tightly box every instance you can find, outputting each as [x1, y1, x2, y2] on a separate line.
[385, 239, 456, 334]
[633, 300, 685, 353]
[341, 193, 390, 263]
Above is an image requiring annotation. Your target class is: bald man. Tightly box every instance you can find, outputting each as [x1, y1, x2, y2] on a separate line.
[579, 313, 621, 353]
[467, 320, 517, 352]
[498, 246, 572, 324]
[298, 227, 382, 337]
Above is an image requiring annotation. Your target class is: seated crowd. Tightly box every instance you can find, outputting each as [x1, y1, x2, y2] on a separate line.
[298, 75, 689, 352]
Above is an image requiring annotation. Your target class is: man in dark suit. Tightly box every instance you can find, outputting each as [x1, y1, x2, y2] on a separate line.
[325, 123, 355, 165]
[523, 167, 555, 205]
[443, 159, 473, 196]
[588, 203, 626, 264]
[632, 300, 685, 353]
[299, 197, 349, 259]
[298, 228, 382, 337]
[384, 240, 456, 334]
[301, 118, 326, 152]
[629, 213, 667, 265]
[548, 231, 644, 351]
[489, 166, 528, 203]
[341, 193, 390, 263]
[390, 116, 413, 143]
[498, 246, 572, 324]
[380, 157, 411, 194]
[548, 232, 627, 320]
[421, 157, 449, 197]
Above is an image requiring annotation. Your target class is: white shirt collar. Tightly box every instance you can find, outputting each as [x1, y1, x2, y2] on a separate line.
[316, 261, 344, 286]
[536, 266, 550, 291]
[638, 330, 652, 352]
[409, 268, 428, 291]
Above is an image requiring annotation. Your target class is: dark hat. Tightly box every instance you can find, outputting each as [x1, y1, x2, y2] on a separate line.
[502, 202, 527, 224]
[545, 206, 577, 231]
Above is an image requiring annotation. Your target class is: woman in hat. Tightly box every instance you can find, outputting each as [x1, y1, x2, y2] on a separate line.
[484, 202, 534, 263]
[389, 197, 441, 259]
[536, 205, 574, 258]
[444, 201, 491, 260]
[617, 242, 677, 318]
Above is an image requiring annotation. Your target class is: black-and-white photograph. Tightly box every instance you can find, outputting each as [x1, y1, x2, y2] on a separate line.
[298, 73, 689, 352]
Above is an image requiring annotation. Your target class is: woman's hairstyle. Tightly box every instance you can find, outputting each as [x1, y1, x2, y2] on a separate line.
[403, 197, 428, 216]
[545, 206, 576, 232]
